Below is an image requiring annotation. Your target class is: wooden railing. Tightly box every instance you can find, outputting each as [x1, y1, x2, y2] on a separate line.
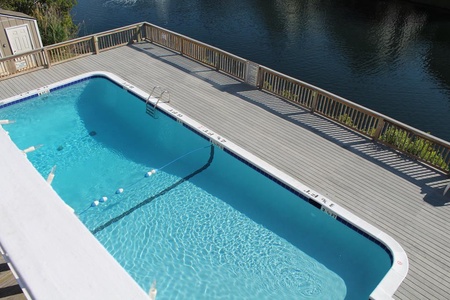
[142, 23, 247, 81]
[46, 36, 94, 65]
[259, 66, 450, 173]
[0, 22, 449, 173]
[0, 49, 47, 79]
[97, 26, 140, 51]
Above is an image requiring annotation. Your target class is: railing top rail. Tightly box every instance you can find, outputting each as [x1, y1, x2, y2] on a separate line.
[95, 22, 145, 37]
[45, 36, 94, 50]
[260, 65, 450, 148]
[45, 22, 146, 50]
[142, 22, 247, 63]
[0, 48, 44, 62]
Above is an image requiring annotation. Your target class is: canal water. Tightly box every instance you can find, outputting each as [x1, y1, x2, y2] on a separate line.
[72, 0, 450, 141]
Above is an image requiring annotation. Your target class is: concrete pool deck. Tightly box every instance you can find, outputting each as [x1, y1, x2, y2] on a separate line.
[0, 129, 149, 299]
[0, 41, 449, 299]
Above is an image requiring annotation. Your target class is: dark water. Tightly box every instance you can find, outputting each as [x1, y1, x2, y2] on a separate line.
[72, 0, 450, 141]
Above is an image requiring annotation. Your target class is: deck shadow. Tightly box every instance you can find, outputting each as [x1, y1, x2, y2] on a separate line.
[128, 42, 450, 206]
[0, 285, 22, 298]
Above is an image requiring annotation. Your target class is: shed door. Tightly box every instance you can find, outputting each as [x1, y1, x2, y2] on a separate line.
[5, 25, 34, 55]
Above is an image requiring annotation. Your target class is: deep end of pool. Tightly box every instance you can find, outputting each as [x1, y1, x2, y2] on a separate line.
[0, 71, 409, 300]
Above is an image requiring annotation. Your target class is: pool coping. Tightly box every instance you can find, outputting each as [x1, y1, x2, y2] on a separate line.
[0, 71, 409, 300]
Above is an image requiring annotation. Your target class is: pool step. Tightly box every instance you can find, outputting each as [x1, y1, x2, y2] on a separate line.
[146, 104, 157, 118]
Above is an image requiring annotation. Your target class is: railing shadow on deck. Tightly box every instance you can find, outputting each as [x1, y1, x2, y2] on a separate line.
[127, 42, 450, 206]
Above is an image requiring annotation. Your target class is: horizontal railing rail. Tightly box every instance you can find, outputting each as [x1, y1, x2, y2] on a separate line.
[0, 21, 448, 173]
[0, 49, 47, 79]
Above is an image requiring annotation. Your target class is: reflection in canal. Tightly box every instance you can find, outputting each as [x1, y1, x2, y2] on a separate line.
[73, 0, 450, 141]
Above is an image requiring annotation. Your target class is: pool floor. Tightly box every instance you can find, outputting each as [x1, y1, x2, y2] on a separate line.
[0, 76, 394, 299]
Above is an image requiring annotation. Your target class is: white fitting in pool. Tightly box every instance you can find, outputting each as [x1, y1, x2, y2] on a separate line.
[22, 144, 43, 154]
[0, 119, 15, 125]
[46, 165, 57, 185]
[148, 280, 157, 300]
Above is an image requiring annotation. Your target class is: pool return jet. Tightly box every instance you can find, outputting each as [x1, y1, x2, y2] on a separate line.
[47, 165, 57, 185]
[22, 144, 43, 154]
[0, 120, 44, 156]
[0, 119, 15, 125]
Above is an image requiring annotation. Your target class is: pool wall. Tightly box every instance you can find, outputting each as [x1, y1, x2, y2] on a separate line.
[0, 71, 409, 299]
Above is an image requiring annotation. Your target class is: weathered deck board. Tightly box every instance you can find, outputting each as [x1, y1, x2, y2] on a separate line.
[1, 42, 449, 299]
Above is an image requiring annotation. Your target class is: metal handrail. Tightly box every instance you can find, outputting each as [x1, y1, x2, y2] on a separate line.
[146, 86, 170, 108]
[154, 90, 170, 108]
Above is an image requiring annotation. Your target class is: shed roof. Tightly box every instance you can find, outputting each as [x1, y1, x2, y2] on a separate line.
[0, 8, 35, 20]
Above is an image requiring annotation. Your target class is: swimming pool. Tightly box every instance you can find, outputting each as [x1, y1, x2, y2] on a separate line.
[0, 72, 408, 299]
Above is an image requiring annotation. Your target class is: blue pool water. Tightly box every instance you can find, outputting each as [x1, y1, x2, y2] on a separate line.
[0, 77, 392, 299]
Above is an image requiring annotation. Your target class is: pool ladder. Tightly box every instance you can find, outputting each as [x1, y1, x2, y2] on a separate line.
[146, 86, 170, 119]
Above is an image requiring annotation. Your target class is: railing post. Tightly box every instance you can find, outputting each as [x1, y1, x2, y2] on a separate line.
[373, 118, 385, 141]
[43, 48, 51, 68]
[180, 37, 184, 55]
[136, 25, 142, 43]
[149, 24, 154, 43]
[93, 36, 99, 54]
[257, 67, 264, 89]
[215, 51, 220, 70]
[143, 23, 151, 42]
[245, 61, 259, 87]
[310, 91, 318, 113]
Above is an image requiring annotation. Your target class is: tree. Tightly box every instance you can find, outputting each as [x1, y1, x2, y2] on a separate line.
[1, 0, 78, 45]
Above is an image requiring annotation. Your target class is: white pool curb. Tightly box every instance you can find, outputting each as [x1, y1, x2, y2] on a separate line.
[0, 71, 408, 299]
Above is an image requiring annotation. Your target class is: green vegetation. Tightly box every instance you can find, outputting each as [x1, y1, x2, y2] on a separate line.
[378, 127, 449, 171]
[337, 113, 354, 127]
[2, 0, 78, 45]
[281, 89, 299, 102]
[263, 81, 300, 102]
[338, 113, 449, 171]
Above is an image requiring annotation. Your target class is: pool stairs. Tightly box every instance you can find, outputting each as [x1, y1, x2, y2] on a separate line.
[146, 86, 170, 119]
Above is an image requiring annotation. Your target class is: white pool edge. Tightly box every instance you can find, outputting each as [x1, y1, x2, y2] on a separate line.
[0, 71, 409, 300]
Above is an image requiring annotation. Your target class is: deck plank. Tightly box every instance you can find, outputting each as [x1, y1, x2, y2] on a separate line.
[1, 42, 449, 299]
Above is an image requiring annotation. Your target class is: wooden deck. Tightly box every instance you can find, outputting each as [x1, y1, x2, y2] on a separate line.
[0, 41, 449, 299]
[0, 255, 25, 300]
